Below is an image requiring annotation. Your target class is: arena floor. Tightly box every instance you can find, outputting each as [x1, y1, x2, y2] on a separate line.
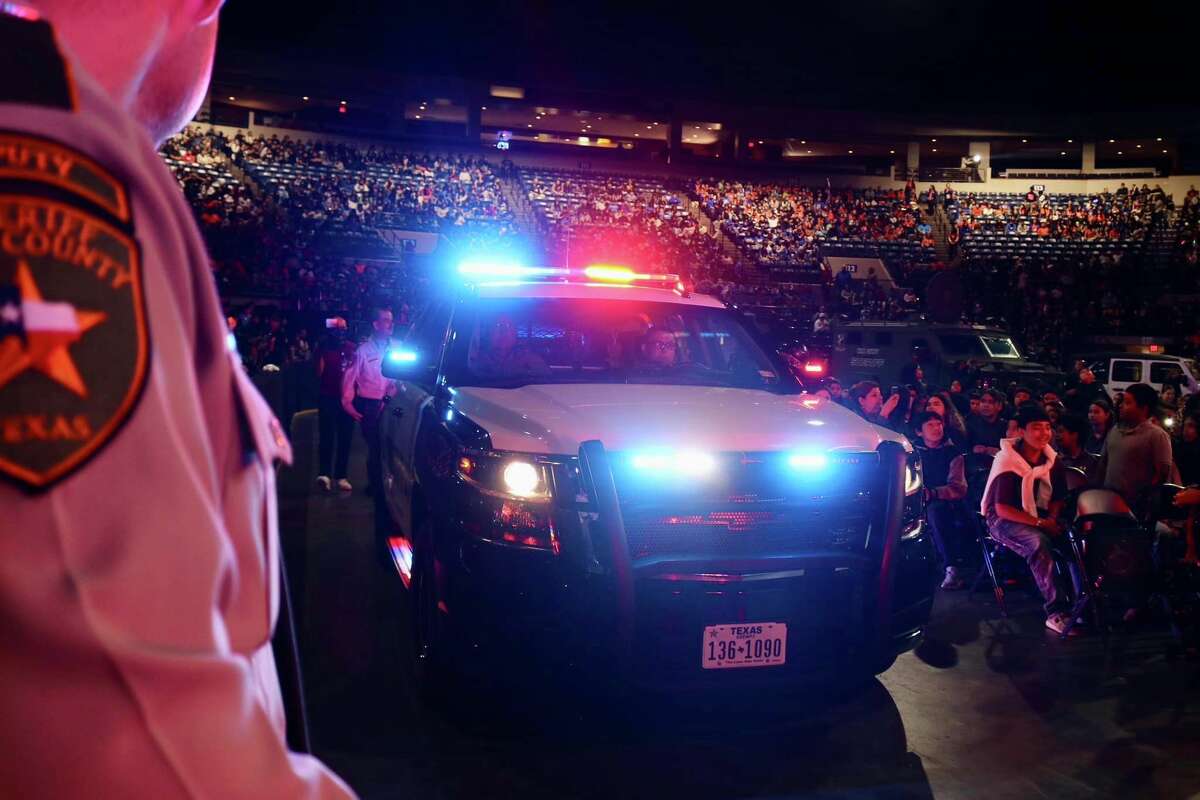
[280, 412, 1200, 800]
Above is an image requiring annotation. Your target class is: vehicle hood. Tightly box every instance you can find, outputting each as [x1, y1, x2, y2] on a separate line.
[449, 383, 905, 456]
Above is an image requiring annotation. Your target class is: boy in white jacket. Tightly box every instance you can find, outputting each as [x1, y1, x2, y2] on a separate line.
[980, 403, 1077, 635]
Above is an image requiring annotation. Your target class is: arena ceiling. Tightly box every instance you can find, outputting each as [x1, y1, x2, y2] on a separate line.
[217, 1, 1200, 140]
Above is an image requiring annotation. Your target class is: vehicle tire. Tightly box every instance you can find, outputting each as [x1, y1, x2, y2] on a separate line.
[872, 652, 898, 676]
[407, 518, 456, 710]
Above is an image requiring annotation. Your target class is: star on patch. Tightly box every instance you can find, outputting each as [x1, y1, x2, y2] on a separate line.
[0, 259, 106, 397]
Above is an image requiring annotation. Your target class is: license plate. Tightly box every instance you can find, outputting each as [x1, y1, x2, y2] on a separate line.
[701, 622, 787, 669]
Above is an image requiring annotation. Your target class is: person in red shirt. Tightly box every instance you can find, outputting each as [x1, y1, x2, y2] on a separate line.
[315, 319, 357, 492]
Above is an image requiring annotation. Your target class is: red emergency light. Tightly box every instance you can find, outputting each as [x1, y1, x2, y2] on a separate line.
[803, 361, 826, 375]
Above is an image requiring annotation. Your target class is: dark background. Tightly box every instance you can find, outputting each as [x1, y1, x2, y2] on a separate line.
[219, 1, 1200, 115]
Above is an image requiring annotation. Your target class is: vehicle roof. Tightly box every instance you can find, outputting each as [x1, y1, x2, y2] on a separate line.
[470, 281, 727, 308]
[831, 320, 1011, 334]
[1079, 352, 1189, 363]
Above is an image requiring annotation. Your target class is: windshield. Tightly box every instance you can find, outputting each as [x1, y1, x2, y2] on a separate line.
[980, 335, 1021, 359]
[443, 297, 797, 392]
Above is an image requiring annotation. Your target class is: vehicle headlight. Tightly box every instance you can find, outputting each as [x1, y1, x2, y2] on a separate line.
[905, 462, 923, 496]
[458, 450, 553, 502]
[502, 460, 542, 497]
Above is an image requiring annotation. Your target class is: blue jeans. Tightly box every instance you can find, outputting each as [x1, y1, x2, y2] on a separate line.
[987, 518, 1069, 614]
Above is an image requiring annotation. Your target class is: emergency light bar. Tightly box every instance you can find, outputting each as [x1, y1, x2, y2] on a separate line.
[456, 259, 681, 288]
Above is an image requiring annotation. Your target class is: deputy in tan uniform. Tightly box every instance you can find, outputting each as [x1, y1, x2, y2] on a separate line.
[0, 2, 354, 797]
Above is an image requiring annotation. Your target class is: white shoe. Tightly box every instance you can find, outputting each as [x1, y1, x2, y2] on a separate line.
[1045, 612, 1082, 636]
[940, 566, 965, 590]
[316, 475, 332, 491]
[336, 478, 353, 492]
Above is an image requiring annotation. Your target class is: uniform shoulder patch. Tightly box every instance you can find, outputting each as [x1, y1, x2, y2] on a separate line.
[0, 191, 148, 491]
[0, 132, 130, 222]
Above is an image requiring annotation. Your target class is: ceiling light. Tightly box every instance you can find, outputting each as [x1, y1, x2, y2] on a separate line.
[1163, 149, 1168, 154]
[414, 115, 421, 119]
[932, 148, 937, 152]
[228, 96, 236, 101]
[1117, 151, 1123, 155]
[527, 123, 533, 127]
[1136, 144, 1142, 149]
[1067, 139, 1073, 143]
[302, 96, 309, 101]
[931, 138, 937, 142]
[634, 133, 639, 137]
[890, 150, 896, 154]
[758, 140, 764, 144]
[481, 106, 487, 110]
[1021, 139, 1027, 143]
[340, 100, 347, 105]
[1109, 139, 1115, 143]
[1060, 151, 1066, 155]
[807, 150, 812, 154]
[800, 140, 806, 144]
[646, 125, 652, 130]
[848, 149, 854, 154]
[1157, 137, 1163, 142]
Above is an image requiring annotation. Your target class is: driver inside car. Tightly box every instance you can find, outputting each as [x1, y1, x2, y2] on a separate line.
[471, 315, 549, 378]
[638, 327, 680, 369]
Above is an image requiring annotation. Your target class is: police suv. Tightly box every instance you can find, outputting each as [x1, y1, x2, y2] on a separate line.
[378, 262, 938, 694]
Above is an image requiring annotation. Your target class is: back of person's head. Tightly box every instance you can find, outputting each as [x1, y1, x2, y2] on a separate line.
[1124, 383, 1159, 416]
[849, 380, 879, 404]
[33, 0, 224, 146]
[981, 388, 1005, 405]
[1058, 412, 1089, 441]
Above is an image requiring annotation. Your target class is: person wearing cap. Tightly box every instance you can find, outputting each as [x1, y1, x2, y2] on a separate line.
[980, 403, 1076, 635]
[0, 2, 353, 797]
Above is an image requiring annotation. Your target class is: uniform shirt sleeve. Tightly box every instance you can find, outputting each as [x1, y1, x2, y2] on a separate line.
[0, 55, 356, 798]
[342, 344, 364, 409]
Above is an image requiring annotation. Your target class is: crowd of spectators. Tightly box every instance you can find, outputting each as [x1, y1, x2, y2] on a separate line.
[522, 170, 731, 278]
[230, 132, 517, 234]
[815, 359, 1199, 632]
[157, 128, 1200, 387]
[691, 181, 933, 269]
[160, 126, 264, 230]
[950, 183, 1168, 244]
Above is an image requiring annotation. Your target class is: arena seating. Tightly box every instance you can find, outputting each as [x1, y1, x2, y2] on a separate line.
[160, 128, 262, 230]
[691, 180, 935, 274]
[521, 168, 730, 278]
[235, 133, 516, 234]
[949, 187, 1165, 258]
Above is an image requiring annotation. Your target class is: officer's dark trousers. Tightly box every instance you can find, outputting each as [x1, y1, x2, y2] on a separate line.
[354, 397, 384, 493]
[317, 394, 353, 480]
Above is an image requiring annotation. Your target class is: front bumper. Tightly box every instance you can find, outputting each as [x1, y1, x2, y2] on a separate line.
[429, 441, 938, 690]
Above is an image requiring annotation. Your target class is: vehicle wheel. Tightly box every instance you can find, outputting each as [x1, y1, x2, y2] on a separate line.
[407, 519, 456, 709]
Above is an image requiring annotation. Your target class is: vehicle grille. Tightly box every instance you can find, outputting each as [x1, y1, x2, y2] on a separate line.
[622, 503, 872, 562]
[608, 450, 880, 563]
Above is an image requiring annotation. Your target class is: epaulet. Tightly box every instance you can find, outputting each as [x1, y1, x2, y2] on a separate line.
[0, 11, 76, 111]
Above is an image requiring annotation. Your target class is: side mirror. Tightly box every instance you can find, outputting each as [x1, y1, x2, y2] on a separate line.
[381, 347, 426, 380]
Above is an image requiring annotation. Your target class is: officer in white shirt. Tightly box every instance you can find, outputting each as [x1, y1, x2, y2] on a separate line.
[342, 307, 396, 496]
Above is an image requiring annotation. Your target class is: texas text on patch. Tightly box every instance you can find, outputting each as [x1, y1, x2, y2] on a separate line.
[0, 187, 148, 491]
